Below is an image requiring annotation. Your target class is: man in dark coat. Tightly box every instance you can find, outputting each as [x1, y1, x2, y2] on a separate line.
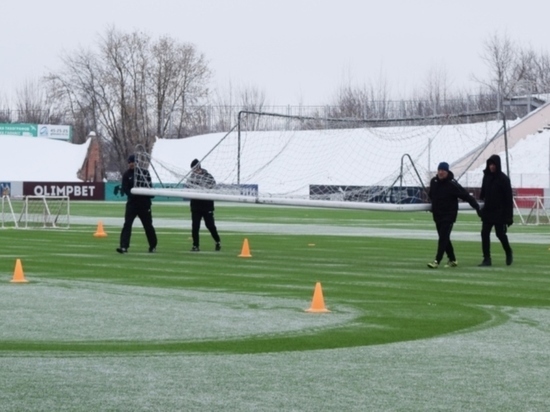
[427, 162, 481, 268]
[478, 154, 514, 266]
[116, 154, 157, 254]
[186, 159, 221, 252]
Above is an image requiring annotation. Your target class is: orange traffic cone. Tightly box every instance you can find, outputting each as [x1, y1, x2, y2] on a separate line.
[238, 238, 252, 258]
[305, 282, 330, 313]
[11, 259, 28, 283]
[93, 221, 107, 237]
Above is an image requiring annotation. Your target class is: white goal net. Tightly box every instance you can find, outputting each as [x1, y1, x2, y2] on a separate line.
[133, 111, 507, 211]
[0, 195, 71, 229]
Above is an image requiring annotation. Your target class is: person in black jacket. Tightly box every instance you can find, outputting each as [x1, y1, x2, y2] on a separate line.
[116, 154, 157, 254]
[478, 154, 514, 266]
[427, 162, 481, 268]
[187, 159, 221, 252]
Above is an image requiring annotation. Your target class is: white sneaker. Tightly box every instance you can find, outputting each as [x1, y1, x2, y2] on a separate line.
[427, 260, 439, 269]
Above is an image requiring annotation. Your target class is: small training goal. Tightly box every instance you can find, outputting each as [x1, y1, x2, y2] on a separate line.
[514, 196, 550, 225]
[1, 195, 70, 229]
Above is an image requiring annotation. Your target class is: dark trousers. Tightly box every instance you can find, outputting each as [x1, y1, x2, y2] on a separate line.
[481, 221, 512, 259]
[191, 210, 220, 247]
[120, 201, 157, 250]
[434, 220, 455, 263]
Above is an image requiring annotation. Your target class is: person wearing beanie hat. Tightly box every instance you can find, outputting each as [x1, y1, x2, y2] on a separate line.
[116, 154, 158, 254]
[477, 154, 514, 266]
[186, 158, 221, 252]
[427, 161, 481, 269]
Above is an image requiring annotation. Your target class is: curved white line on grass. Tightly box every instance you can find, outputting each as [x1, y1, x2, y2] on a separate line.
[0, 307, 548, 411]
[0, 280, 361, 342]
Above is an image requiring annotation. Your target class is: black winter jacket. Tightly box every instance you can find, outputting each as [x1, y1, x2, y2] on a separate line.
[121, 167, 153, 205]
[187, 168, 216, 212]
[428, 170, 480, 223]
[479, 154, 513, 224]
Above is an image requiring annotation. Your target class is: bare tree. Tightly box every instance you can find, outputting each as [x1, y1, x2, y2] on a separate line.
[12, 80, 64, 124]
[328, 71, 392, 121]
[534, 50, 550, 92]
[474, 32, 518, 111]
[151, 35, 211, 138]
[513, 48, 537, 91]
[514, 47, 550, 94]
[238, 85, 268, 130]
[46, 26, 211, 172]
[422, 66, 451, 113]
[211, 81, 269, 131]
[0, 92, 11, 122]
[211, 81, 238, 132]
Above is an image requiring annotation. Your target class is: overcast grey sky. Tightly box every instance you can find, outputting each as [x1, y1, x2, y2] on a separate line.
[1, 0, 549, 106]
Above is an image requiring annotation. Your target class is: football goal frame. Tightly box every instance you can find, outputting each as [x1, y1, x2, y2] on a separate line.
[514, 196, 550, 225]
[133, 109, 506, 211]
[17, 195, 71, 229]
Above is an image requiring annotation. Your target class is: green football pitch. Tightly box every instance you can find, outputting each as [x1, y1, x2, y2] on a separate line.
[1, 201, 549, 411]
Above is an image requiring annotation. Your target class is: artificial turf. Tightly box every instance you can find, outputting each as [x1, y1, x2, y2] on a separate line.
[1, 202, 548, 355]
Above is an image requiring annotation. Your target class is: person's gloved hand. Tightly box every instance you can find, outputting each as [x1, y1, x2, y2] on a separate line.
[476, 208, 483, 218]
[506, 219, 514, 228]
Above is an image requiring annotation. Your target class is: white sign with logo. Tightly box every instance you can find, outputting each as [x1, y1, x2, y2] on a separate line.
[38, 125, 72, 140]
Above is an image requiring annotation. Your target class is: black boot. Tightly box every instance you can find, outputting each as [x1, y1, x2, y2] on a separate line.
[506, 252, 513, 266]
[478, 258, 492, 267]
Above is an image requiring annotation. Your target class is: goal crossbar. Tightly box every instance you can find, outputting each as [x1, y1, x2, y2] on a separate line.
[133, 187, 476, 212]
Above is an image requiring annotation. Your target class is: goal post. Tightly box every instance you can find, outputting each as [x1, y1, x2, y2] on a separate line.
[1, 195, 19, 228]
[18, 195, 70, 229]
[514, 196, 550, 225]
[133, 110, 506, 211]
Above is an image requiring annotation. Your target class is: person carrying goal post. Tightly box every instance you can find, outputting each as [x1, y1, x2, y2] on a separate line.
[186, 159, 221, 252]
[116, 154, 158, 254]
[427, 162, 481, 268]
